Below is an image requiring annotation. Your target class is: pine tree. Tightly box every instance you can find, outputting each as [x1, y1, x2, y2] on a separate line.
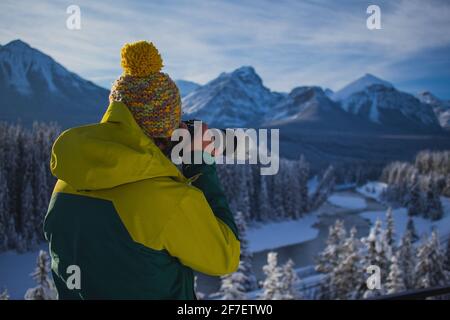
[331, 227, 365, 299]
[219, 263, 247, 300]
[34, 162, 49, 238]
[24, 250, 57, 300]
[297, 155, 309, 215]
[272, 173, 286, 219]
[406, 216, 419, 242]
[397, 230, 416, 289]
[362, 219, 389, 298]
[316, 220, 347, 299]
[384, 207, 395, 249]
[407, 172, 423, 216]
[445, 239, 450, 273]
[240, 169, 252, 221]
[21, 178, 38, 251]
[280, 259, 300, 300]
[0, 168, 10, 251]
[258, 176, 271, 222]
[280, 163, 299, 219]
[424, 178, 443, 221]
[260, 252, 284, 300]
[415, 230, 448, 289]
[386, 255, 406, 294]
[234, 211, 257, 291]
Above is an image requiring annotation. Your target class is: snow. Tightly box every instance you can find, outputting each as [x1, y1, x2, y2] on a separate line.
[327, 194, 367, 210]
[369, 93, 380, 123]
[307, 176, 319, 195]
[332, 73, 393, 101]
[0, 243, 49, 300]
[175, 80, 200, 97]
[182, 66, 282, 127]
[360, 199, 450, 242]
[356, 181, 387, 201]
[247, 215, 319, 252]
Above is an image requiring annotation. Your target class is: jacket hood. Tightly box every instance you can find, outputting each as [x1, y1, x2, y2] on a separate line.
[50, 101, 185, 191]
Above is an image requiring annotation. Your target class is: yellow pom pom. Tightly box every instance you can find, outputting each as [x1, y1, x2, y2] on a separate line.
[120, 41, 163, 77]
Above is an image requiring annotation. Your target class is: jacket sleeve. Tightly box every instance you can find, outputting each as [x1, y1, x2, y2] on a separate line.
[162, 152, 240, 276]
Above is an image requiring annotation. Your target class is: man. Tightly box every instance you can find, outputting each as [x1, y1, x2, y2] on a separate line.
[44, 41, 240, 299]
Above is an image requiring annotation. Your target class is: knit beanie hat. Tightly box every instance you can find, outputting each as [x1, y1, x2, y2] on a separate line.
[109, 41, 181, 138]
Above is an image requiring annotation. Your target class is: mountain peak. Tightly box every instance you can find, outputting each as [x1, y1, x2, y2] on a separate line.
[233, 65, 256, 75]
[4, 39, 32, 51]
[332, 73, 393, 101]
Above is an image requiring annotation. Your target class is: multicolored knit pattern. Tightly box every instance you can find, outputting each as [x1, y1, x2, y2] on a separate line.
[109, 41, 181, 138]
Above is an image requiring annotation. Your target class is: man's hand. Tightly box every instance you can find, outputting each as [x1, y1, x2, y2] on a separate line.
[179, 121, 215, 156]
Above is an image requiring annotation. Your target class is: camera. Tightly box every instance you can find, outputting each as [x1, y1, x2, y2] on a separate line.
[182, 119, 237, 156]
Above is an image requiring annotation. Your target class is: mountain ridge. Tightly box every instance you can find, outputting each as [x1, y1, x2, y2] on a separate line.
[0, 39, 109, 128]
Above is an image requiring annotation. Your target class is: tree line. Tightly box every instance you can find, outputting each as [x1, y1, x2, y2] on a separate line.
[315, 209, 450, 299]
[381, 150, 450, 220]
[0, 122, 60, 252]
[217, 158, 335, 223]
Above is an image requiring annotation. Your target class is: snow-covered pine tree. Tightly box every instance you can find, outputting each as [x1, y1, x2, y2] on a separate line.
[258, 175, 271, 222]
[260, 252, 284, 300]
[315, 220, 347, 299]
[21, 177, 38, 251]
[272, 172, 286, 219]
[286, 160, 305, 220]
[280, 162, 300, 219]
[386, 255, 406, 294]
[238, 167, 252, 221]
[24, 250, 57, 300]
[407, 172, 423, 217]
[362, 219, 389, 298]
[219, 262, 247, 300]
[415, 230, 448, 289]
[330, 227, 365, 299]
[234, 211, 257, 291]
[280, 259, 300, 300]
[424, 178, 443, 221]
[397, 229, 416, 289]
[33, 162, 49, 237]
[384, 207, 395, 249]
[406, 216, 419, 242]
[445, 239, 450, 273]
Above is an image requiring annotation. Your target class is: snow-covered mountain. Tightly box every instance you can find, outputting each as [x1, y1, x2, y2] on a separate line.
[264, 86, 381, 133]
[341, 84, 441, 132]
[332, 74, 393, 101]
[182, 66, 284, 127]
[324, 88, 334, 98]
[175, 79, 200, 97]
[182, 68, 443, 133]
[0, 40, 109, 127]
[265, 86, 339, 124]
[417, 91, 450, 130]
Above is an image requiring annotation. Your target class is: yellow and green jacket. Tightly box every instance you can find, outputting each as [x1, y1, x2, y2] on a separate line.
[44, 101, 240, 300]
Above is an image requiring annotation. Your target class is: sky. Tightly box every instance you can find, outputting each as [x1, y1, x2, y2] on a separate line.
[1, 0, 450, 99]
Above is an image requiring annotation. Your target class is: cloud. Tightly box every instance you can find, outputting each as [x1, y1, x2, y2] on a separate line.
[0, 0, 449, 97]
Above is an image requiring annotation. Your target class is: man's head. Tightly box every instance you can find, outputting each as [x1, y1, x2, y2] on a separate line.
[109, 41, 181, 140]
